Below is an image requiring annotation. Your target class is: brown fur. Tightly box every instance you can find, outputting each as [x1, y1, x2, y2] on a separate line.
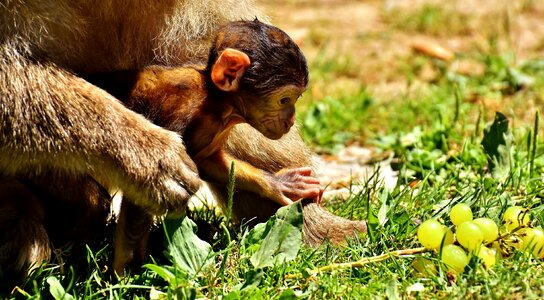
[0, 0, 366, 279]
[0, 179, 50, 277]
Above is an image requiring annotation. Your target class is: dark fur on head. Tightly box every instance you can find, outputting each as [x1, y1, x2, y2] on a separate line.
[206, 19, 309, 96]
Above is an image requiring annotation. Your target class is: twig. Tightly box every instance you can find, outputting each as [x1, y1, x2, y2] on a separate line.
[285, 247, 428, 279]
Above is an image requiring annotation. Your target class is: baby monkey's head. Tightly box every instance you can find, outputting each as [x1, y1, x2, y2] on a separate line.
[207, 19, 308, 139]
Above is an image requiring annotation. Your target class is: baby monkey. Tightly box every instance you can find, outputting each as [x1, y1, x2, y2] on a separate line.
[128, 19, 320, 206]
[91, 19, 322, 273]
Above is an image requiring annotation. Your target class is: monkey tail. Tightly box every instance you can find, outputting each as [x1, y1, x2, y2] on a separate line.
[301, 199, 367, 246]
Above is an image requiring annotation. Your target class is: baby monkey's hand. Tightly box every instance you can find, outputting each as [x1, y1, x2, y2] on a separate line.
[268, 167, 323, 206]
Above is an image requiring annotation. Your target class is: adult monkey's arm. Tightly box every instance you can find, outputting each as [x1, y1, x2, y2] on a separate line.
[0, 47, 200, 215]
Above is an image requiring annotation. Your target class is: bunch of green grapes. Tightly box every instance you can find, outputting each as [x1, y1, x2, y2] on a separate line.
[415, 203, 543, 274]
[501, 206, 544, 258]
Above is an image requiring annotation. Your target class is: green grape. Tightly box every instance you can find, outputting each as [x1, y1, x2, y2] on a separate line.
[456, 221, 484, 251]
[487, 246, 499, 260]
[417, 220, 454, 249]
[473, 217, 499, 243]
[520, 227, 544, 258]
[490, 242, 503, 259]
[442, 226, 454, 246]
[509, 234, 525, 251]
[502, 206, 531, 231]
[475, 245, 496, 269]
[441, 244, 469, 273]
[450, 203, 473, 226]
[411, 257, 437, 276]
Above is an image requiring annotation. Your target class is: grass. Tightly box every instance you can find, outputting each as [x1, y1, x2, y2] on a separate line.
[5, 1, 544, 299]
[383, 3, 474, 37]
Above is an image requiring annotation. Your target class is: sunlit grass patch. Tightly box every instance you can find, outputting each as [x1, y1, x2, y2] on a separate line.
[383, 3, 473, 37]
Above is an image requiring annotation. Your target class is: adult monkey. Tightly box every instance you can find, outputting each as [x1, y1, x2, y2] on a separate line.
[0, 0, 366, 278]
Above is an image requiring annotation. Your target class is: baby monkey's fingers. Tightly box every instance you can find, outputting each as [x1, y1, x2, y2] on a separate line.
[276, 167, 313, 178]
[268, 166, 322, 206]
[273, 183, 321, 206]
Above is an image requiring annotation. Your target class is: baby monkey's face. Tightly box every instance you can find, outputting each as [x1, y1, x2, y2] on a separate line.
[240, 85, 305, 140]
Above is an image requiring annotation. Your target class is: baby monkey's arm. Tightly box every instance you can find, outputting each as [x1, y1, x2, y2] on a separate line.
[198, 150, 322, 205]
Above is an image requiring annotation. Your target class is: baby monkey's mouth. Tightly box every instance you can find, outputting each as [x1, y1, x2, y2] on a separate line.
[258, 121, 293, 140]
[258, 113, 294, 140]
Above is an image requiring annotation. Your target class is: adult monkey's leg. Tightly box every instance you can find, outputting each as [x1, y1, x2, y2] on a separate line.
[0, 179, 51, 282]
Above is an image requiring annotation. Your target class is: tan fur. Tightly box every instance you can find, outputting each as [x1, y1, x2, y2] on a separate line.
[0, 0, 366, 279]
[0, 0, 266, 71]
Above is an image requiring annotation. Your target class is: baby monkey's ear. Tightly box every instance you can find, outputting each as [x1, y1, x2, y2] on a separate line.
[211, 48, 251, 92]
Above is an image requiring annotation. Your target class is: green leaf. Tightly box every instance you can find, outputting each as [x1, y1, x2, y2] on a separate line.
[481, 112, 509, 169]
[173, 286, 197, 300]
[241, 269, 264, 290]
[143, 264, 177, 284]
[278, 289, 299, 300]
[377, 190, 389, 226]
[224, 270, 266, 299]
[249, 202, 303, 268]
[245, 222, 267, 245]
[47, 276, 74, 300]
[164, 217, 214, 276]
[222, 291, 241, 300]
[367, 193, 379, 243]
[507, 67, 534, 89]
[386, 276, 400, 300]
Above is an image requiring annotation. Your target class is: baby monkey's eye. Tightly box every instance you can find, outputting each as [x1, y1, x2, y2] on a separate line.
[280, 97, 290, 105]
